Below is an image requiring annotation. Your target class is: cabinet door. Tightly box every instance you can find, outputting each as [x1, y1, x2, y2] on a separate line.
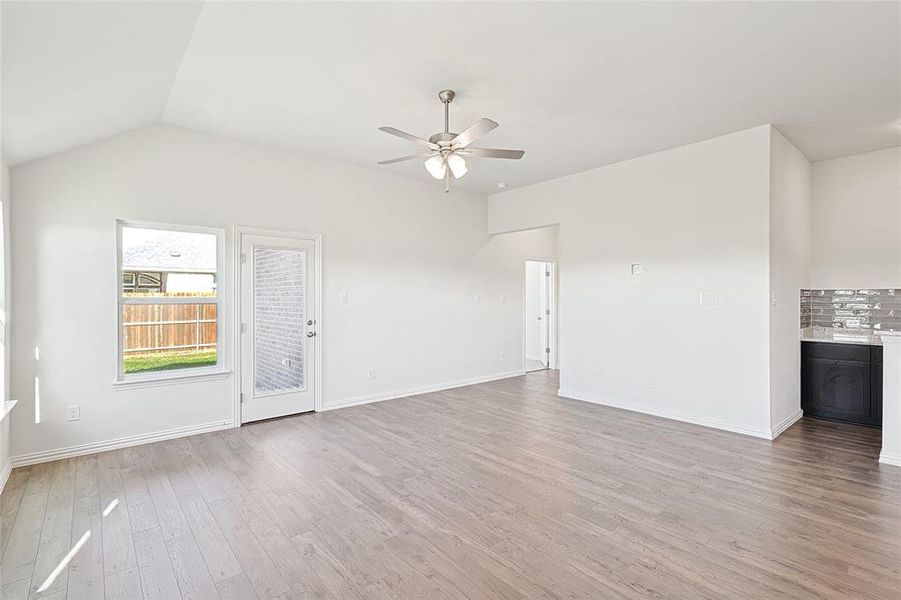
[871, 346, 883, 425]
[802, 357, 872, 424]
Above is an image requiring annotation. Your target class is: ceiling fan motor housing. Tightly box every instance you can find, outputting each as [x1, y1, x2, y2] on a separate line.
[429, 131, 458, 147]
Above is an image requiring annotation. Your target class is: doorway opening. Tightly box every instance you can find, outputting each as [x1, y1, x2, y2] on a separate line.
[525, 259, 555, 372]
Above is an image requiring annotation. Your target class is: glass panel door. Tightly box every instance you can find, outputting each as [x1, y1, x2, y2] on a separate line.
[241, 234, 316, 423]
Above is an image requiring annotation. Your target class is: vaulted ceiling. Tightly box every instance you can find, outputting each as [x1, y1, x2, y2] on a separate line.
[3, 1, 899, 193]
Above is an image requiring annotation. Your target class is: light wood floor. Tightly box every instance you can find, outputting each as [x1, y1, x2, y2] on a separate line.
[2, 370, 900, 599]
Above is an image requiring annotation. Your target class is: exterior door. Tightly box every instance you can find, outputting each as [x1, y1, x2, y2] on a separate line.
[240, 234, 316, 423]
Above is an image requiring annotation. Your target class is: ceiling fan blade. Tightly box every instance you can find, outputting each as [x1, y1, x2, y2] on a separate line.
[378, 127, 437, 149]
[378, 152, 434, 165]
[451, 118, 498, 148]
[459, 147, 525, 160]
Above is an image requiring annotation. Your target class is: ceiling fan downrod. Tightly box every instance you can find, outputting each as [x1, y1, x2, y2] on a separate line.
[439, 89, 455, 134]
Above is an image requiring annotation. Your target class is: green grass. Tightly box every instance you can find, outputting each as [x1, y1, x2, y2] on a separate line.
[124, 349, 217, 374]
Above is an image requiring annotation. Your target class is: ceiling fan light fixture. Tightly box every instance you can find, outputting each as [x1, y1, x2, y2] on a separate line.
[379, 89, 524, 190]
[446, 154, 467, 178]
[424, 155, 446, 179]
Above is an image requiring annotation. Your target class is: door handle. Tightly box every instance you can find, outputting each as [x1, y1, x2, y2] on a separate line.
[307, 331, 316, 337]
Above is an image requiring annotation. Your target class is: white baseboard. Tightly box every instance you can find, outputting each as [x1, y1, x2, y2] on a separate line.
[879, 451, 901, 467]
[557, 388, 773, 439]
[10, 420, 232, 468]
[770, 409, 803, 440]
[0, 460, 11, 495]
[322, 370, 525, 412]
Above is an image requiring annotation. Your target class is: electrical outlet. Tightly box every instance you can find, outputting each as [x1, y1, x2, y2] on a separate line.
[368, 368, 376, 380]
[66, 405, 80, 422]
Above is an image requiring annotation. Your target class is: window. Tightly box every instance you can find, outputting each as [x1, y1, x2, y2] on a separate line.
[117, 221, 224, 381]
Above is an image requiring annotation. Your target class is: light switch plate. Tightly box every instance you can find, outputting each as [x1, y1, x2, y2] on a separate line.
[699, 292, 720, 306]
[66, 405, 80, 422]
[630, 263, 643, 276]
[338, 291, 348, 305]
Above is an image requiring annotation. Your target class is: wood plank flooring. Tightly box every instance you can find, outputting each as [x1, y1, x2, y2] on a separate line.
[2, 370, 901, 599]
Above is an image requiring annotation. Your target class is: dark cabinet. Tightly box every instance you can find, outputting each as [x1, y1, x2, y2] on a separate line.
[872, 346, 883, 423]
[801, 342, 883, 427]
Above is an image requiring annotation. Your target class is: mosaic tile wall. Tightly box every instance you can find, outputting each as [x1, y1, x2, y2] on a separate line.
[800, 289, 901, 332]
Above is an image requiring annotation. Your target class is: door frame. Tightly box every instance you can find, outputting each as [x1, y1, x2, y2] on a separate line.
[523, 257, 557, 372]
[232, 226, 323, 426]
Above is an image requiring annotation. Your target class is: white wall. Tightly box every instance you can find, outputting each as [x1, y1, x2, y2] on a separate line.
[811, 146, 901, 289]
[1, 161, 10, 488]
[769, 128, 811, 433]
[1, 0, 11, 485]
[9, 124, 556, 462]
[491, 126, 775, 437]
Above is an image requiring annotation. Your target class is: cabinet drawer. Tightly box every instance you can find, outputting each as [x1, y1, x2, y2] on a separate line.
[802, 341, 870, 362]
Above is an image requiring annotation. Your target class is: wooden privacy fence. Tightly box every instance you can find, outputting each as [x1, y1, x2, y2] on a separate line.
[123, 304, 217, 353]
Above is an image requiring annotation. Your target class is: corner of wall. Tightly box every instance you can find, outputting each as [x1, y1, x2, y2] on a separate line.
[767, 128, 812, 433]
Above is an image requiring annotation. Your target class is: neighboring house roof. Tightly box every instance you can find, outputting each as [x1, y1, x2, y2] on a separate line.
[123, 230, 216, 273]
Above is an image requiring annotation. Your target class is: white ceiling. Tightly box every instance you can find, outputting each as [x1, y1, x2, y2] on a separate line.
[3, 1, 899, 194]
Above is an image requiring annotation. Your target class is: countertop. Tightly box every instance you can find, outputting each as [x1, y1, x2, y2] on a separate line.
[801, 327, 885, 347]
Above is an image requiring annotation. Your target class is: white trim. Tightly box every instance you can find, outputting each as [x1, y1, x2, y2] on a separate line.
[1, 401, 17, 494]
[322, 370, 525, 412]
[1, 460, 11, 496]
[112, 370, 231, 390]
[879, 451, 901, 467]
[770, 408, 803, 439]
[10, 419, 232, 468]
[557, 387, 773, 439]
[233, 227, 323, 427]
[1, 399, 17, 422]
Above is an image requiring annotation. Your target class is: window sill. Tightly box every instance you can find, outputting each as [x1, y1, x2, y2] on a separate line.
[113, 370, 232, 390]
[1, 399, 18, 422]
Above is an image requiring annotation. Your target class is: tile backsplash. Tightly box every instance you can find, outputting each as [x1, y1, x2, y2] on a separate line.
[801, 288, 901, 333]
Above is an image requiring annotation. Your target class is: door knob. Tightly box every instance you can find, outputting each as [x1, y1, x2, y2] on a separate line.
[307, 331, 316, 337]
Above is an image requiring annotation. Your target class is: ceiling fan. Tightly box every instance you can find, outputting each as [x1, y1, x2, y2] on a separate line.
[378, 89, 525, 192]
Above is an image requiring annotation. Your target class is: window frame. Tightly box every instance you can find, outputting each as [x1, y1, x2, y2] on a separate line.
[115, 220, 227, 385]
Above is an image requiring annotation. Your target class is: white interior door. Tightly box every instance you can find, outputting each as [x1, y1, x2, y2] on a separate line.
[240, 234, 316, 423]
[540, 263, 551, 367]
[525, 260, 552, 371]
